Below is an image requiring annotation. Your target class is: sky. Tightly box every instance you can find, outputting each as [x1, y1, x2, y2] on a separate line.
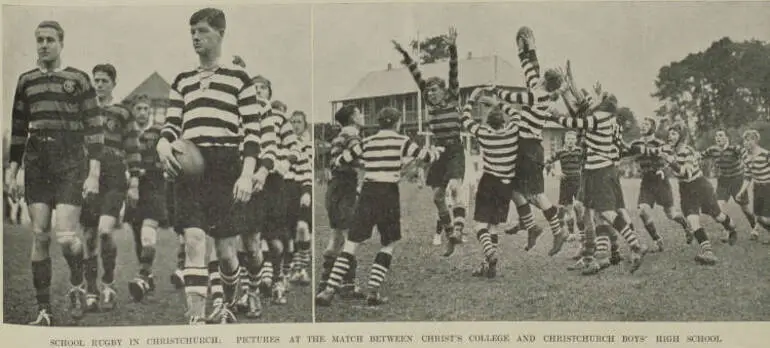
[313, 2, 770, 123]
[2, 4, 312, 130]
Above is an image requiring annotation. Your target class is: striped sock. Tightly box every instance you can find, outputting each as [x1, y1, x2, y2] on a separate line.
[614, 216, 641, 250]
[327, 252, 354, 291]
[517, 205, 537, 233]
[99, 234, 116, 284]
[746, 213, 756, 229]
[282, 249, 293, 279]
[518, 50, 540, 89]
[367, 252, 393, 291]
[320, 254, 336, 285]
[261, 261, 274, 285]
[247, 256, 262, 293]
[220, 263, 240, 305]
[237, 252, 249, 296]
[296, 241, 311, 270]
[83, 256, 99, 295]
[490, 233, 499, 246]
[183, 266, 208, 303]
[476, 229, 497, 260]
[717, 214, 736, 232]
[595, 225, 612, 260]
[208, 261, 223, 305]
[543, 206, 563, 236]
[673, 215, 689, 231]
[693, 228, 712, 253]
[452, 207, 466, 231]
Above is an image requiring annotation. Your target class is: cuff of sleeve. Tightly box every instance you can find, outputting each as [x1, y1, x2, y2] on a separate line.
[259, 158, 275, 171]
[160, 131, 178, 144]
[86, 145, 103, 160]
[301, 185, 312, 196]
[242, 142, 260, 160]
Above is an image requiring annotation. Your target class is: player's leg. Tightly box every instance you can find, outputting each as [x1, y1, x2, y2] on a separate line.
[127, 213, 161, 303]
[427, 157, 452, 246]
[701, 178, 738, 246]
[173, 172, 208, 324]
[512, 191, 543, 251]
[80, 202, 100, 313]
[754, 183, 770, 238]
[660, 176, 692, 244]
[365, 183, 402, 306]
[680, 179, 717, 264]
[638, 177, 663, 252]
[27, 200, 54, 325]
[293, 192, 312, 285]
[516, 26, 540, 89]
[734, 185, 758, 238]
[96, 190, 124, 311]
[521, 141, 566, 256]
[446, 148, 467, 245]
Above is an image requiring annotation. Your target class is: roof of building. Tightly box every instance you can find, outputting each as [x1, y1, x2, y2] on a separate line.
[334, 55, 524, 102]
[122, 71, 171, 104]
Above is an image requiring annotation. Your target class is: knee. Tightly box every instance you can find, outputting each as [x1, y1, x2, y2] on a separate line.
[184, 229, 206, 248]
[140, 224, 158, 247]
[433, 190, 446, 206]
[55, 230, 79, 246]
[32, 228, 51, 245]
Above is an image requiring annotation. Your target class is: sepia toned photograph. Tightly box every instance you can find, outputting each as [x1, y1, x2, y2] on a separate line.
[312, 2, 770, 322]
[2, 4, 313, 326]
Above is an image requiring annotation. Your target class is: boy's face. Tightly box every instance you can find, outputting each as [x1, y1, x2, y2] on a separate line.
[35, 28, 62, 63]
[133, 102, 151, 125]
[668, 129, 681, 145]
[564, 132, 577, 147]
[715, 131, 728, 147]
[426, 83, 445, 105]
[290, 114, 306, 134]
[640, 119, 653, 135]
[743, 135, 758, 148]
[351, 108, 364, 127]
[93, 72, 115, 99]
[190, 20, 221, 56]
[254, 82, 270, 100]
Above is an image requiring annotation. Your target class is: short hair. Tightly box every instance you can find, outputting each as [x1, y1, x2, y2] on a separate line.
[291, 110, 308, 123]
[251, 75, 272, 99]
[486, 109, 504, 130]
[92, 64, 117, 83]
[743, 129, 760, 142]
[37, 21, 64, 41]
[715, 129, 728, 136]
[189, 8, 226, 34]
[425, 77, 446, 90]
[271, 100, 287, 113]
[132, 94, 150, 107]
[377, 107, 400, 129]
[334, 104, 358, 126]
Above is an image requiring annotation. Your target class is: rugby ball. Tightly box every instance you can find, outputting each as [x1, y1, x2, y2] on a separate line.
[173, 139, 205, 177]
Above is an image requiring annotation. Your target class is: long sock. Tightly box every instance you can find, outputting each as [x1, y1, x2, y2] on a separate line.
[746, 212, 756, 229]
[183, 266, 208, 311]
[517, 204, 537, 233]
[608, 230, 620, 254]
[643, 222, 661, 241]
[32, 258, 52, 311]
[327, 252, 354, 290]
[452, 207, 466, 233]
[476, 229, 496, 260]
[237, 252, 249, 296]
[693, 228, 712, 253]
[99, 234, 117, 284]
[131, 221, 142, 262]
[438, 213, 451, 235]
[367, 252, 393, 291]
[320, 254, 336, 284]
[343, 255, 358, 286]
[595, 225, 612, 260]
[672, 214, 689, 231]
[518, 49, 540, 89]
[282, 247, 293, 279]
[83, 256, 99, 295]
[295, 241, 311, 271]
[139, 245, 156, 276]
[269, 249, 283, 281]
[220, 263, 240, 305]
[717, 214, 736, 232]
[490, 233, 499, 247]
[261, 261, 274, 285]
[176, 244, 186, 270]
[208, 260, 223, 305]
[613, 215, 641, 251]
[246, 254, 262, 293]
[543, 206, 564, 236]
[63, 245, 84, 287]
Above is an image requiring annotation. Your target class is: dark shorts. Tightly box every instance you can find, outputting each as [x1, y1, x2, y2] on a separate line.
[126, 171, 170, 226]
[349, 182, 401, 246]
[638, 173, 675, 208]
[717, 175, 749, 205]
[23, 136, 88, 207]
[174, 148, 248, 239]
[284, 179, 302, 237]
[753, 183, 770, 217]
[81, 161, 128, 227]
[582, 166, 624, 212]
[256, 173, 287, 239]
[426, 143, 465, 188]
[325, 175, 358, 230]
[559, 176, 582, 205]
[679, 176, 721, 217]
[513, 139, 545, 196]
[474, 173, 515, 225]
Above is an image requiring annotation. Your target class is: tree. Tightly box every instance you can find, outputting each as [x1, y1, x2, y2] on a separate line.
[615, 106, 641, 141]
[652, 37, 770, 139]
[409, 35, 452, 65]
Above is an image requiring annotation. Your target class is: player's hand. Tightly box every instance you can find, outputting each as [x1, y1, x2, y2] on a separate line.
[233, 175, 253, 203]
[252, 166, 269, 193]
[157, 138, 182, 178]
[300, 193, 311, 207]
[126, 186, 139, 208]
[656, 170, 666, 180]
[82, 173, 100, 198]
[469, 87, 484, 102]
[445, 26, 458, 46]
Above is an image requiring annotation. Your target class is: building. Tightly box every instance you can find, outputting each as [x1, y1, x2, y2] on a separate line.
[121, 72, 172, 125]
[329, 53, 569, 159]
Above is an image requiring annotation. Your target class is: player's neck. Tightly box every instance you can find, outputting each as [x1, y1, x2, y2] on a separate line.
[720, 142, 729, 150]
[97, 95, 114, 107]
[198, 49, 221, 70]
[37, 58, 61, 72]
[136, 120, 151, 131]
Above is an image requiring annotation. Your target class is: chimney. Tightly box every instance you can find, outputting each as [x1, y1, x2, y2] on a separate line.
[387, 63, 392, 70]
[467, 51, 472, 59]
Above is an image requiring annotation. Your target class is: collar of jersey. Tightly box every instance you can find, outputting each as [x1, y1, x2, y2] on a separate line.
[37, 63, 68, 73]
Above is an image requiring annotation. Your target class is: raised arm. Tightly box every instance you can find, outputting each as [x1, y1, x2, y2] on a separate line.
[393, 40, 426, 92]
[555, 112, 600, 131]
[446, 27, 459, 98]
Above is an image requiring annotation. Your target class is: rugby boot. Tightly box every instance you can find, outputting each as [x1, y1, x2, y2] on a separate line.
[67, 286, 86, 320]
[294, 268, 311, 286]
[471, 261, 489, 277]
[128, 275, 152, 302]
[366, 291, 389, 307]
[28, 307, 53, 326]
[516, 26, 536, 53]
[567, 257, 586, 271]
[629, 245, 648, 274]
[548, 232, 568, 256]
[728, 230, 738, 246]
[581, 258, 602, 276]
[273, 279, 288, 305]
[315, 288, 336, 307]
[339, 283, 367, 300]
[84, 293, 99, 313]
[442, 226, 461, 257]
[207, 302, 237, 324]
[100, 283, 117, 311]
[524, 225, 543, 251]
[695, 250, 718, 265]
[170, 269, 184, 290]
[245, 291, 262, 319]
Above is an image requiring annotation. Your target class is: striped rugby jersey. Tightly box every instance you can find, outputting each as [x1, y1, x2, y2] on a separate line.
[99, 102, 141, 176]
[403, 44, 462, 145]
[136, 124, 163, 175]
[291, 131, 313, 195]
[742, 148, 770, 184]
[628, 136, 668, 174]
[668, 145, 703, 182]
[10, 66, 104, 163]
[161, 65, 268, 165]
[496, 89, 551, 141]
[329, 126, 362, 176]
[701, 144, 745, 178]
[335, 130, 437, 183]
[267, 109, 299, 177]
[459, 104, 519, 179]
[555, 111, 617, 170]
[547, 146, 584, 178]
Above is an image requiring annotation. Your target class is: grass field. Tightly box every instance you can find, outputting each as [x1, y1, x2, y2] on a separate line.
[314, 178, 770, 322]
[3, 222, 312, 326]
